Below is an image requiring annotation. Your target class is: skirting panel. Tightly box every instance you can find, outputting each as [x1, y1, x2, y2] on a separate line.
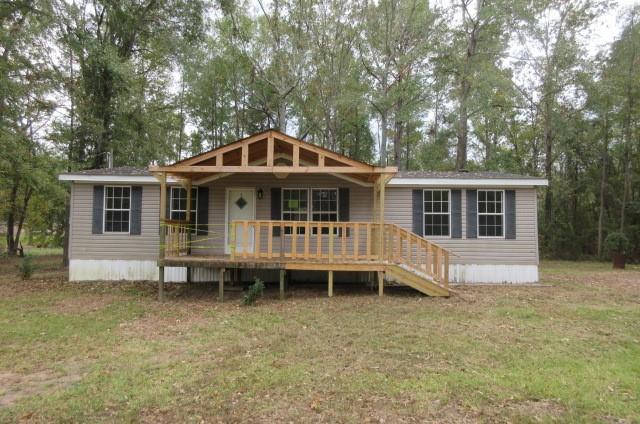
[449, 264, 539, 284]
[69, 259, 218, 283]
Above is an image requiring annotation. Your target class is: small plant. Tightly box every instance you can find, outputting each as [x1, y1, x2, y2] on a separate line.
[604, 232, 630, 254]
[243, 278, 265, 306]
[19, 255, 35, 279]
[605, 231, 630, 269]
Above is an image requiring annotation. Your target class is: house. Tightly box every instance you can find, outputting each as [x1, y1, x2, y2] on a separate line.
[58, 130, 548, 300]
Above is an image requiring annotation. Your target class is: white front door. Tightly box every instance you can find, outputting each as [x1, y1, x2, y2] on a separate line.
[226, 188, 256, 254]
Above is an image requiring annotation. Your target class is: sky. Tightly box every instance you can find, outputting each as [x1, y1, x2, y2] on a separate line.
[427, 0, 639, 55]
[587, 0, 639, 54]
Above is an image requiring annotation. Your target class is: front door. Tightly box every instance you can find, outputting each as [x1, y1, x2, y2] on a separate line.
[226, 188, 256, 254]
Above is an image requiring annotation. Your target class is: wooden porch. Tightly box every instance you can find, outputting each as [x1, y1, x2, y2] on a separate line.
[160, 219, 451, 301]
[149, 130, 451, 301]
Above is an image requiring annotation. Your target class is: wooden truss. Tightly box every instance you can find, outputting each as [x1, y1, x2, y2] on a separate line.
[149, 130, 397, 184]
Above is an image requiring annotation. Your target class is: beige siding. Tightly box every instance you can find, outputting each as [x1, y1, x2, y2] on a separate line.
[70, 183, 160, 260]
[200, 173, 373, 255]
[384, 187, 539, 265]
[70, 176, 540, 267]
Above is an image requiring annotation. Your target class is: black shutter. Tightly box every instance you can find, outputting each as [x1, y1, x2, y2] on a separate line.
[451, 189, 462, 238]
[338, 188, 350, 236]
[466, 189, 477, 239]
[92, 185, 104, 234]
[412, 189, 423, 236]
[505, 190, 516, 239]
[130, 186, 142, 235]
[271, 187, 281, 236]
[197, 187, 209, 235]
[338, 188, 350, 221]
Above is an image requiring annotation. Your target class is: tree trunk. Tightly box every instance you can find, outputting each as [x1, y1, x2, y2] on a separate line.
[597, 112, 609, 258]
[379, 112, 388, 166]
[543, 97, 553, 229]
[456, 0, 479, 171]
[277, 100, 287, 133]
[393, 97, 403, 169]
[432, 92, 440, 143]
[456, 78, 469, 170]
[14, 188, 32, 256]
[404, 124, 411, 170]
[620, 146, 631, 231]
[177, 74, 185, 160]
[6, 179, 19, 256]
[63, 194, 71, 266]
[63, 46, 75, 267]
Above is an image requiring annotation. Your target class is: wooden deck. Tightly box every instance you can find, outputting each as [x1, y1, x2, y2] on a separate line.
[158, 220, 451, 301]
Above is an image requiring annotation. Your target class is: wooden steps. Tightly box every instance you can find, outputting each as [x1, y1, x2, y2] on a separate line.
[384, 264, 450, 297]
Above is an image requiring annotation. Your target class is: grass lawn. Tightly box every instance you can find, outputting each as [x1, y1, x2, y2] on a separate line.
[0, 257, 638, 423]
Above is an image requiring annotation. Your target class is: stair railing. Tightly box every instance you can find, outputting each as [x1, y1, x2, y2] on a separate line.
[382, 223, 450, 288]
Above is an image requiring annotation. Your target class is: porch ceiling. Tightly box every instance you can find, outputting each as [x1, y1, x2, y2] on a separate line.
[149, 130, 397, 184]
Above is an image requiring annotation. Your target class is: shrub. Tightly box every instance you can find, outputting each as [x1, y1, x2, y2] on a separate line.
[19, 255, 35, 279]
[243, 278, 265, 306]
[604, 231, 630, 255]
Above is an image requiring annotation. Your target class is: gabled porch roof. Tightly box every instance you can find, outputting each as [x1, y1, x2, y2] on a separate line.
[149, 130, 398, 185]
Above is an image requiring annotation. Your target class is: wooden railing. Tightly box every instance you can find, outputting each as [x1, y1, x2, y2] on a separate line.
[383, 223, 449, 287]
[163, 219, 450, 288]
[229, 220, 380, 262]
[164, 220, 191, 257]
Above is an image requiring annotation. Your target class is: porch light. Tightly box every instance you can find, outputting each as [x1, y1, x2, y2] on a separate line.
[257, 188, 263, 199]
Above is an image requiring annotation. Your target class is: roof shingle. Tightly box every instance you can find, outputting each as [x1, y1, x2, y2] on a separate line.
[62, 166, 151, 176]
[395, 170, 544, 180]
[61, 166, 544, 181]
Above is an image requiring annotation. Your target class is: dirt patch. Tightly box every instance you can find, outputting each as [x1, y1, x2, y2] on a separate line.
[504, 399, 567, 421]
[116, 300, 221, 340]
[51, 294, 120, 314]
[0, 366, 84, 407]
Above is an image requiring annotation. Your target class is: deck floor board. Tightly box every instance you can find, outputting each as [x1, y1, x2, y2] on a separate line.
[161, 255, 385, 271]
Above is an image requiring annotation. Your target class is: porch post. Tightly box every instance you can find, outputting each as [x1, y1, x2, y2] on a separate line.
[158, 172, 167, 301]
[185, 179, 192, 225]
[218, 268, 225, 302]
[372, 181, 379, 257]
[328, 270, 334, 297]
[185, 179, 192, 283]
[279, 269, 285, 300]
[377, 271, 384, 296]
[378, 176, 386, 261]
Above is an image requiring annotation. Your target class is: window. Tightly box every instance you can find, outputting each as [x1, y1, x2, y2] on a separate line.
[311, 189, 338, 234]
[423, 190, 450, 236]
[104, 186, 131, 233]
[170, 187, 198, 224]
[478, 190, 504, 237]
[282, 189, 308, 234]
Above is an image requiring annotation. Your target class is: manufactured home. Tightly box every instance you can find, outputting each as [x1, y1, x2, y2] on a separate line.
[59, 130, 547, 299]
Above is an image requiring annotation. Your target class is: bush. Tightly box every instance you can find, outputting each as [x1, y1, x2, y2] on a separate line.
[604, 231, 630, 255]
[243, 278, 265, 306]
[19, 255, 35, 279]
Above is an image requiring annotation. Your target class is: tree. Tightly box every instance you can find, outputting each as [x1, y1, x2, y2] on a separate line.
[444, 0, 517, 170]
[0, 0, 56, 256]
[512, 0, 604, 252]
[608, 7, 640, 232]
[359, 0, 437, 167]
[53, 0, 205, 168]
